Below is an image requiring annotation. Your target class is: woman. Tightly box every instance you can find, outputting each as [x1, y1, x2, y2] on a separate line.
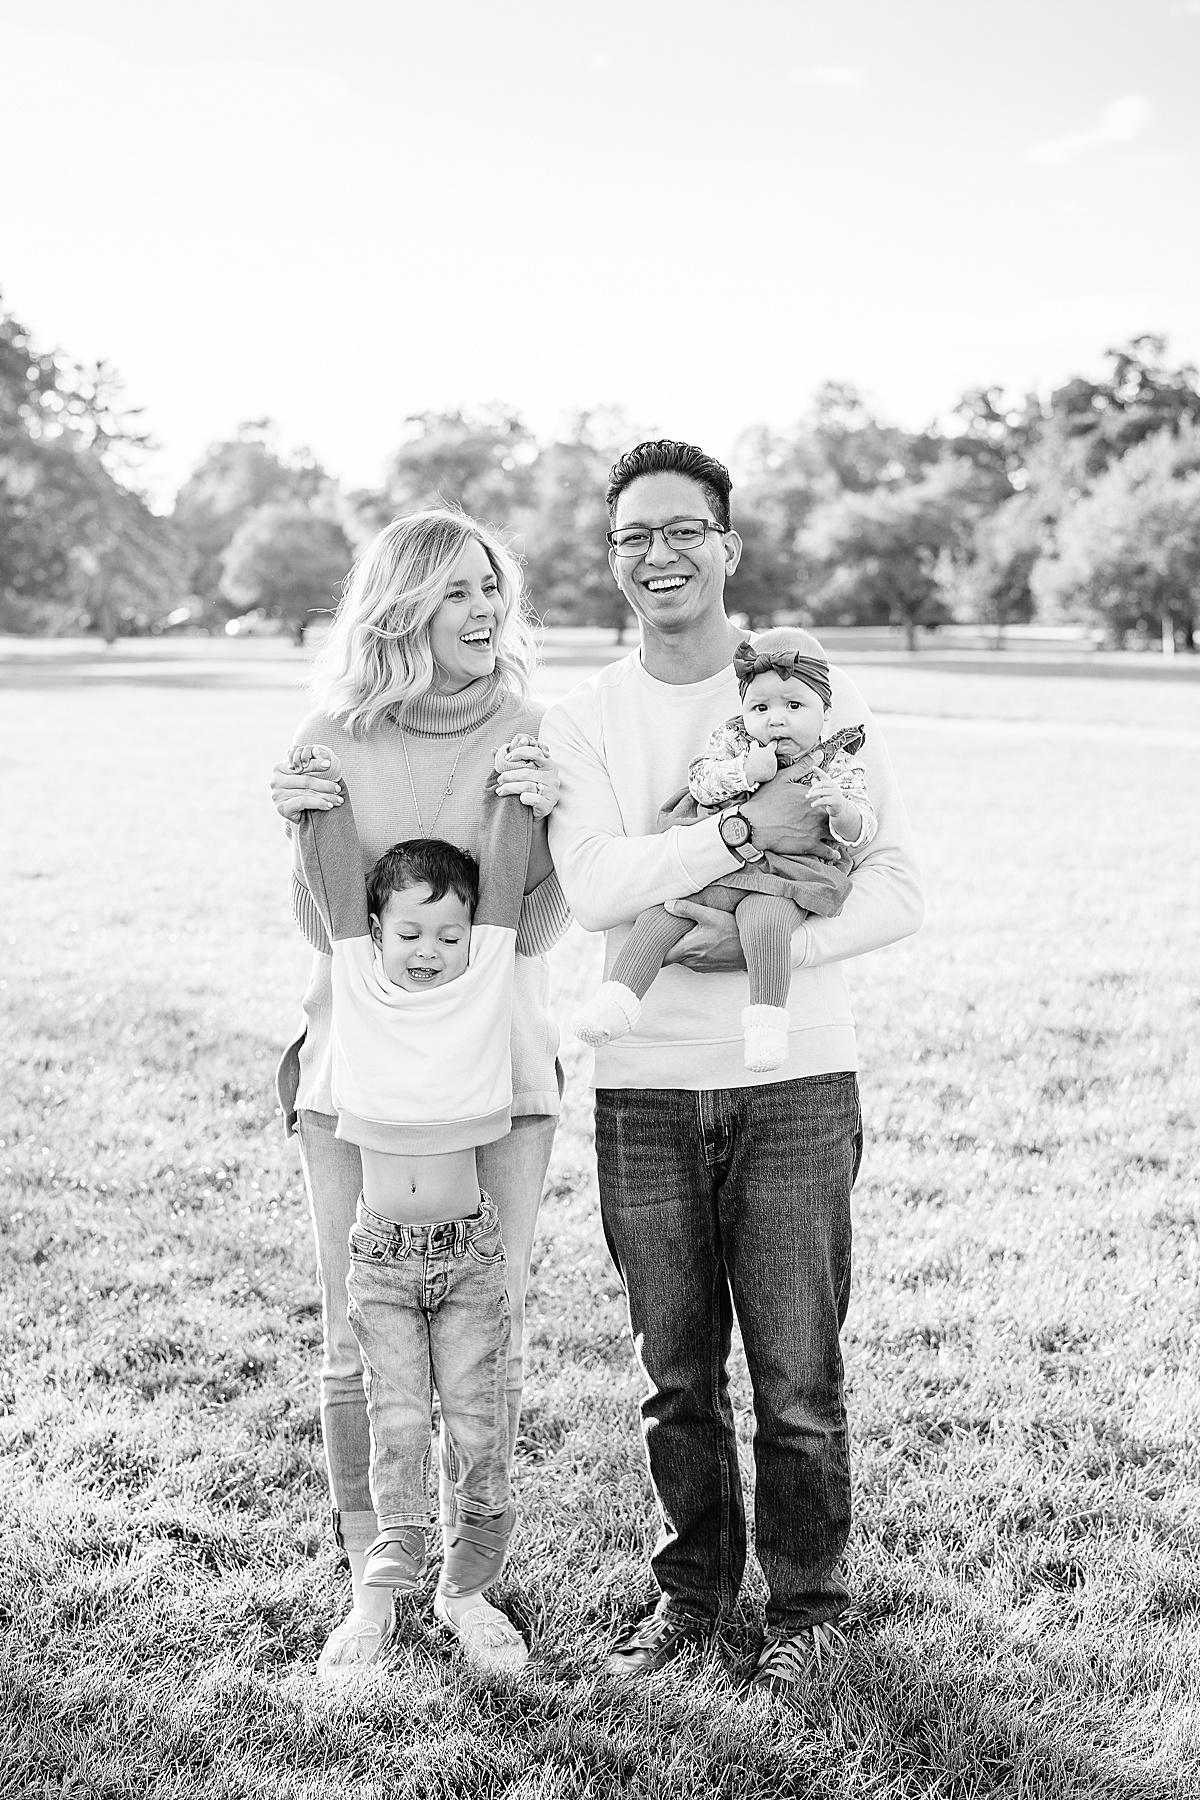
[271, 509, 568, 1677]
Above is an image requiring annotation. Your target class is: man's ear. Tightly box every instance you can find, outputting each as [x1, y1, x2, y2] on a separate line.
[608, 545, 622, 586]
[722, 530, 743, 577]
[369, 912, 382, 947]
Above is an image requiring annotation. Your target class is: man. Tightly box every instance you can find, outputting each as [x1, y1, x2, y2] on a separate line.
[541, 439, 923, 1697]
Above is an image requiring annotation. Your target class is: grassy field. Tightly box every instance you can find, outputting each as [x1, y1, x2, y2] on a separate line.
[2, 640, 1199, 1799]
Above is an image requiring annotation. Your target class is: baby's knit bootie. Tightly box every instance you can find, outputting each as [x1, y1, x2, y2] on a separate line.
[743, 1005, 790, 1073]
[572, 981, 642, 1048]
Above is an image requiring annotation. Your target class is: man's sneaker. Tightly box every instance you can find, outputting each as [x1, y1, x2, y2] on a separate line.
[750, 1620, 849, 1698]
[605, 1605, 712, 1680]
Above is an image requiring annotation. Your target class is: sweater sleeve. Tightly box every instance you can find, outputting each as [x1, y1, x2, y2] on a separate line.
[542, 695, 742, 932]
[515, 870, 572, 956]
[293, 783, 371, 945]
[291, 867, 332, 955]
[791, 682, 923, 969]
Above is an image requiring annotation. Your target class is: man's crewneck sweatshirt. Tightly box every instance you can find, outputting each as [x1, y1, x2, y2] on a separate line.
[542, 652, 923, 1091]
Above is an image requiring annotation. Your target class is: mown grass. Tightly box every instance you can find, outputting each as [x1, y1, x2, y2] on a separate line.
[2, 644, 1199, 1798]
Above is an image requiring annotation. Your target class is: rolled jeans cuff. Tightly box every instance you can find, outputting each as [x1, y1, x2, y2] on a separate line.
[331, 1507, 379, 1554]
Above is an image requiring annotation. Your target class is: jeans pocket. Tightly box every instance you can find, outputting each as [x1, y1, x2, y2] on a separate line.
[466, 1226, 507, 1268]
[348, 1225, 389, 1263]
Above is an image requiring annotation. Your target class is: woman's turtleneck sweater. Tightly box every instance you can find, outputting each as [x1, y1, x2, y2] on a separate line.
[278, 675, 569, 1130]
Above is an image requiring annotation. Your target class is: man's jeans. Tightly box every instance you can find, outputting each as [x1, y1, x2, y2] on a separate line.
[346, 1194, 511, 1529]
[595, 1074, 862, 1633]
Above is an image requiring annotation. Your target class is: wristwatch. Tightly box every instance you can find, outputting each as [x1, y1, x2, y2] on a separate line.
[718, 806, 764, 863]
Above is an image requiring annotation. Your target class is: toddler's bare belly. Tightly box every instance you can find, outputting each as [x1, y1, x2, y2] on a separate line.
[361, 1145, 481, 1224]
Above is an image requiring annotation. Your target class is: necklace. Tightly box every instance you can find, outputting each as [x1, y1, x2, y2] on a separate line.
[400, 728, 469, 839]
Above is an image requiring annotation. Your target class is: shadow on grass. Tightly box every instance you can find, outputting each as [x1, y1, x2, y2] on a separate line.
[4, 1614, 1188, 1800]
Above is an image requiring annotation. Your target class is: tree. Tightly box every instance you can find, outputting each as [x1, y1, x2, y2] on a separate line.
[220, 502, 353, 642]
[727, 426, 824, 629]
[1046, 335, 1200, 477]
[518, 414, 627, 637]
[806, 382, 943, 493]
[1032, 425, 1200, 648]
[798, 460, 979, 649]
[350, 407, 537, 547]
[956, 493, 1043, 642]
[1, 298, 187, 637]
[173, 421, 335, 607]
[951, 386, 1044, 493]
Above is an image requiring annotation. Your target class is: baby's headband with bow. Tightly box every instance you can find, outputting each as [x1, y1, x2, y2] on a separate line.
[733, 641, 832, 708]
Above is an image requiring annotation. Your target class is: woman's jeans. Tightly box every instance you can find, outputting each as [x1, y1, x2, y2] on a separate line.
[594, 1074, 862, 1633]
[297, 1108, 556, 1553]
[347, 1195, 510, 1529]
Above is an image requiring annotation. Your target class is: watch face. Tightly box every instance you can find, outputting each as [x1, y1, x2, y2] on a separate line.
[721, 812, 750, 847]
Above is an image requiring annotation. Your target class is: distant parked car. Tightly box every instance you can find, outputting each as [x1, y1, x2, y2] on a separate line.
[224, 609, 290, 639]
[152, 605, 210, 636]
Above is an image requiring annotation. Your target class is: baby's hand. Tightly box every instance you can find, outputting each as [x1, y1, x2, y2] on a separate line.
[806, 773, 854, 832]
[745, 742, 778, 784]
[289, 743, 343, 782]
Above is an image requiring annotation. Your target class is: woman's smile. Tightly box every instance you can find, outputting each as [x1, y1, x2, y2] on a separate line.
[428, 539, 504, 689]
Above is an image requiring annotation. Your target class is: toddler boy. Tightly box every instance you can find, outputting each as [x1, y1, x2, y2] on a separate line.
[291, 743, 532, 1671]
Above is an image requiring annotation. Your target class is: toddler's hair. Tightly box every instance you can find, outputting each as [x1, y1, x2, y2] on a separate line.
[367, 838, 480, 921]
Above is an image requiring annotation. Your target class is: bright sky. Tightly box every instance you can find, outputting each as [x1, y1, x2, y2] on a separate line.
[2, 0, 1198, 506]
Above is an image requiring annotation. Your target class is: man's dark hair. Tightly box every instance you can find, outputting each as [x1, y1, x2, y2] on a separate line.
[606, 440, 733, 532]
[366, 838, 480, 921]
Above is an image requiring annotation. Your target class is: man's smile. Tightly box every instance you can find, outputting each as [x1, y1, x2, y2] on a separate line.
[643, 575, 689, 592]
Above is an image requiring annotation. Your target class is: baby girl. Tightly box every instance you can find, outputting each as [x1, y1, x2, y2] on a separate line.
[571, 628, 877, 1072]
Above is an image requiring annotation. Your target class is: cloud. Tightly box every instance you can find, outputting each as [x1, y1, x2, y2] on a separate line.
[1029, 94, 1152, 164]
[788, 66, 862, 88]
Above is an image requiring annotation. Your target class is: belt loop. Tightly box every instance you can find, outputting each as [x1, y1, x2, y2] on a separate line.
[454, 1217, 467, 1256]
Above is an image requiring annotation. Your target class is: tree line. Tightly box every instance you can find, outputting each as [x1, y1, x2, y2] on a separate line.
[3, 289, 1199, 650]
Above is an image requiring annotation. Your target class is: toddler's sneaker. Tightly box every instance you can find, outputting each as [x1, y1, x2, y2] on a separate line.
[572, 981, 642, 1048]
[742, 1005, 790, 1072]
[361, 1526, 429, 1591]
[441, 1502, 516, 1597]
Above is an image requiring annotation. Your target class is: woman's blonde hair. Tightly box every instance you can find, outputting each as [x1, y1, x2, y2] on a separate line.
[309, 508, 536, 735]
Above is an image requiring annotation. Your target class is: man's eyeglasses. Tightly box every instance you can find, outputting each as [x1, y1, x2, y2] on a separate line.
[606, 519, 726, 558]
